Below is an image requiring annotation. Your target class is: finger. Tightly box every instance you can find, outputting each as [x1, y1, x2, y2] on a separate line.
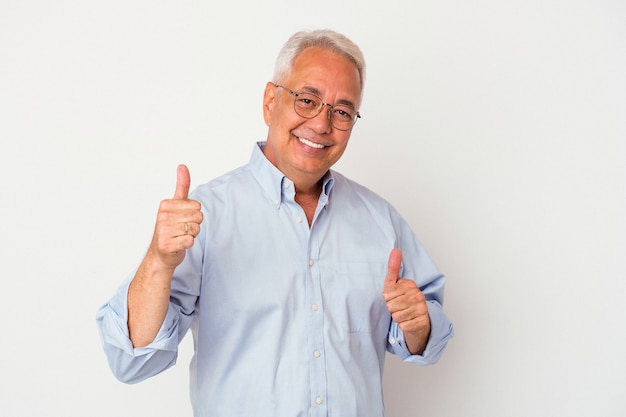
[388, 279, 425, 308]
[385, 248, 402, 286]
[180, 221, 200, 238]
[173, 164, 191, 200]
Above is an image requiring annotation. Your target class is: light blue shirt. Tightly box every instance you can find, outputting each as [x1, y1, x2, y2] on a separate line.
[97, 142, 453, 417]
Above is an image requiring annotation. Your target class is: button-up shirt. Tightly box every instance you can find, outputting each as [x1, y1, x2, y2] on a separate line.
[97, 141, 454, 417]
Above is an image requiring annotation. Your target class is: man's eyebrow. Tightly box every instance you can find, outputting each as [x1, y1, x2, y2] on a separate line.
[300, 85, 322, 96]
[300, 85, 357, 109]
[335, 98, 357, 109]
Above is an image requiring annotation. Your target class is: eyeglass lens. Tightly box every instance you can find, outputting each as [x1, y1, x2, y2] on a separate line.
[293, 93, 356, 130]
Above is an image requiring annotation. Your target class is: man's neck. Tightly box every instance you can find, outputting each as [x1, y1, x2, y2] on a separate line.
[294, 179, 323, 227]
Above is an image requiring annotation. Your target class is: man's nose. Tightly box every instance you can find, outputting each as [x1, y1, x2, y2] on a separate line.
[308, 104, 333, 133]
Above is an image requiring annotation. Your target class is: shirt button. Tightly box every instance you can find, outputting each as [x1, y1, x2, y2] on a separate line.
[308, 259, 314, 266]
[296, 216, 303, 223]
[311, 304, 318, 311]
[284, 182, 291, 189]
[316, 397, 323, 405]
[389, 338, 396, 345]
[313, 350, 321, 358]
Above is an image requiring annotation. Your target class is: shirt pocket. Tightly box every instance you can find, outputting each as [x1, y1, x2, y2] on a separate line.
[323, 262, 389, 333]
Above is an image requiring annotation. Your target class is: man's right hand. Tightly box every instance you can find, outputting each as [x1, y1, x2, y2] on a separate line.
[148, 164, 203, 271]
[128, 164, 203, 347]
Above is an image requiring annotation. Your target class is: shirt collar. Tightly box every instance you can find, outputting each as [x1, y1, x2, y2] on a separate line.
[248, 141, 335, 209]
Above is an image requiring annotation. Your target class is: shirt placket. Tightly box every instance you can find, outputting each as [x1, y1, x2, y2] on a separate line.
[306, 192, 333, 417]
[281, 177, 330, 416]
[306, 222, 327, 416]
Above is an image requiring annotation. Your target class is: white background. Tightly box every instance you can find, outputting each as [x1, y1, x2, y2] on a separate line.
[1, 1, 625, 416]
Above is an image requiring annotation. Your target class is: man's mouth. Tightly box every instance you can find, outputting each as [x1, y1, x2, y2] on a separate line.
[298, 136, 326, 149]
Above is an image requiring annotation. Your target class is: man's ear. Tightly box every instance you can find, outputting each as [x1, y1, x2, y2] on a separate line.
[263, 82, 277, 126]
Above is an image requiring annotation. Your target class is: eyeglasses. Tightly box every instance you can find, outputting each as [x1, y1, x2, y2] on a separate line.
[275, 84, 361, 131]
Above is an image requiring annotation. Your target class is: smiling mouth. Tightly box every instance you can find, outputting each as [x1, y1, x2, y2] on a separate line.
[298, 136, 326, 149]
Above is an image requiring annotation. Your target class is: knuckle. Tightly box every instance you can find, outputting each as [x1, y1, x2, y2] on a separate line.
[159, 199, 174, 210]
[410, 292, 424, 304]
[156, 211, 170, 223]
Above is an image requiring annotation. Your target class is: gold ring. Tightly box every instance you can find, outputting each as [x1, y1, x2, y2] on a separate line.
[184, 223, 189, 234]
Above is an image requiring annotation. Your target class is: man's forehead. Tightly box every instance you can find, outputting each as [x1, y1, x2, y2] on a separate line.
[282, 48, 361, 102]
[291, 48, 359, 77]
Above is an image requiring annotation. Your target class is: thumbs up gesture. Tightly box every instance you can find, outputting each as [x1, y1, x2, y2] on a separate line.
[148, 164, 204, 270]
[383, 248, 431, 355]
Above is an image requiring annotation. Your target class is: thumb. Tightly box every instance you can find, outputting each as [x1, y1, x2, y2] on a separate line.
[385, 248, 402, 286]
[173, 164, 190, 200]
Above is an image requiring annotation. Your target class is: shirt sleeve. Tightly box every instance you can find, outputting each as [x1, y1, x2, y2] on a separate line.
[96, 194, 206, 384]
[385, 207, 455, 365]
[95, 275, 192, 383]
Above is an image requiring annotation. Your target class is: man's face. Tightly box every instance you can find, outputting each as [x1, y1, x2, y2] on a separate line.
[262, 47, 362, 187]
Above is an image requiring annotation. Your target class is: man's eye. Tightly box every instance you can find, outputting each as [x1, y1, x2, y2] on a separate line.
[334, 108, 354, 120]
[297, 97, 319, 108]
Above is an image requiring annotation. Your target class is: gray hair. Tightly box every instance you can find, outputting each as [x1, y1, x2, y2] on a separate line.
[272, 29, 366, 93]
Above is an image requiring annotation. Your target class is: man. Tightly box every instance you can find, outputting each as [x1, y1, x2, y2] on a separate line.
[97, 29, 453, 416]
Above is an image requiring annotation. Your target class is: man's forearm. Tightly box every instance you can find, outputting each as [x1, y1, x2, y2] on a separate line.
[127, 252, 175, 348]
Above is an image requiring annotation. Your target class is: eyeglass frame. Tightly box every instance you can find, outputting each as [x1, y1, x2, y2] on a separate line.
[274, 84, 361, 131]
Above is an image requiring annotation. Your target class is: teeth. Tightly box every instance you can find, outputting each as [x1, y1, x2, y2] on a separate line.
[298, 137, 325, 149]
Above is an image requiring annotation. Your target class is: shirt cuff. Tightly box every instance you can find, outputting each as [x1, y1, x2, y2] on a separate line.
[96, 279, 181, 357]
[387, 300, 454, 365]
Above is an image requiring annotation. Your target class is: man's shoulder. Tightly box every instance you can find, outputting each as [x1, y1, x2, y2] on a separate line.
[190, 164, 255, 198]
[329, 170, 403, 221]
[331, 170, 389, 205]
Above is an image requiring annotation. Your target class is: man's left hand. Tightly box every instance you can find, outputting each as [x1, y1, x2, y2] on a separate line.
[383, 248, 431, 355]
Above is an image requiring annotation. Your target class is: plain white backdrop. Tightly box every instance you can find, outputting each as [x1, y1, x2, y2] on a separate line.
[1, 1, 625, 416]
